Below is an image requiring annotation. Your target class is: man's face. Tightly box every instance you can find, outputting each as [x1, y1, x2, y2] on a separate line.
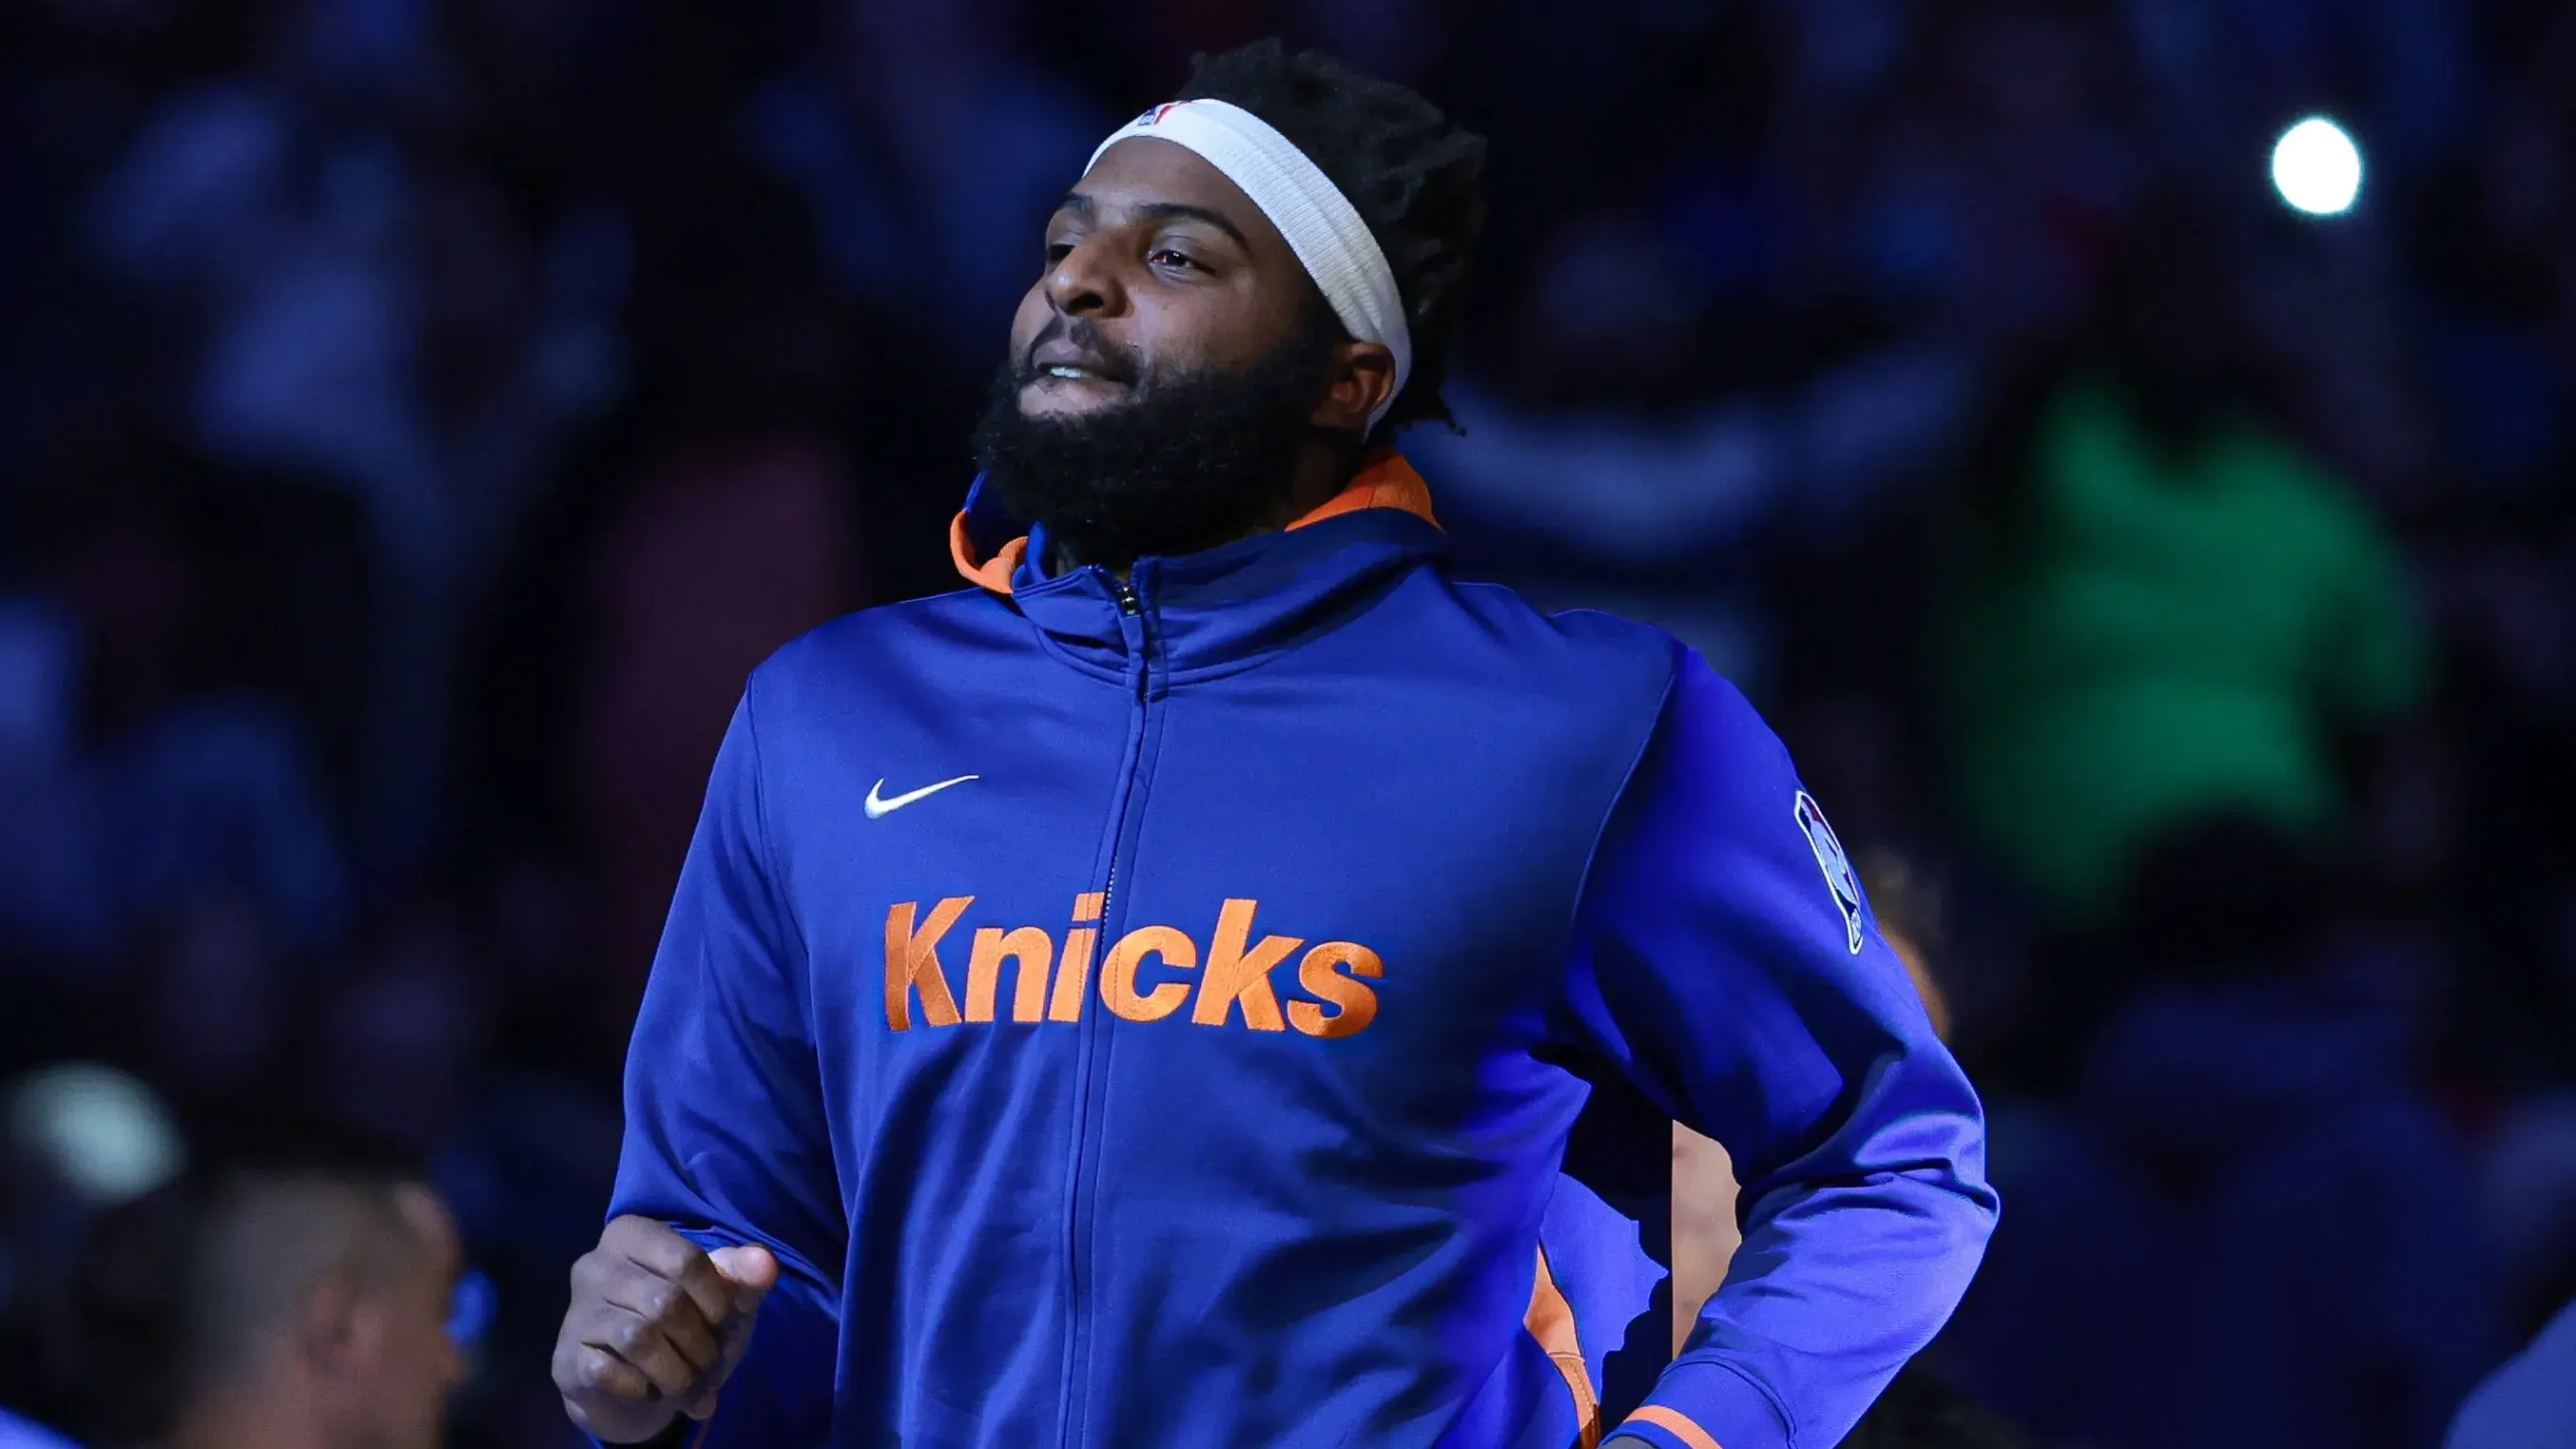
[975, 135, 1382, 568]
[1008, 135, 1319, 421]
[346, 1187, 470, 1449]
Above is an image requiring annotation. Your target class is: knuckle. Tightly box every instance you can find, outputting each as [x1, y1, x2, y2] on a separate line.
[608, 1218, 669, 1262]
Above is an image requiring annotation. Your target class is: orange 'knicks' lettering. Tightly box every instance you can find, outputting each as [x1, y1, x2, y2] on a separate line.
[965, 925, 1054, 1023]
[1191, 898, 1299, 1031]
[885, 897, 971, 1031]
[1288, 941, 1383, 1038]
[1102, 925, 1197, 1022]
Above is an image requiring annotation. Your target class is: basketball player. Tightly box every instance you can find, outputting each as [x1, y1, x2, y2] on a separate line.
[554, 40, 1995, 1449]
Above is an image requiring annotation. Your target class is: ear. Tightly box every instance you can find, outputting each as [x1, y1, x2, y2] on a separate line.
[299, 1268, 385, 1377]
[1312, 338, 1397, 434]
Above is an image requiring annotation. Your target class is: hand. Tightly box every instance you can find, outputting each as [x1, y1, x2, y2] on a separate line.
[553, 1215, 780, 1443]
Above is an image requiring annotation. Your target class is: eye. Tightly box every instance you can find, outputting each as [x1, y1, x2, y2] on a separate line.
[1045, 241, 1075, 265]
[1149, 247, 1205, 273]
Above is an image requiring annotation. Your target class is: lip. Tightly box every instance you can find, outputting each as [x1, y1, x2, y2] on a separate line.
[1029, 340, 1133, 387]
[1018, 371, 1131, 415]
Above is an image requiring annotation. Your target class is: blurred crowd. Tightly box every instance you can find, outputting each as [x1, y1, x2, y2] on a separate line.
[2, 0, 2573, 1444]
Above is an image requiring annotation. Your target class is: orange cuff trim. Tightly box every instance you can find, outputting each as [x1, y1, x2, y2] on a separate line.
[1524, 1245, 1602, 1449]
[1620, 1404, 1724, 1449]
[948, 449, 1437, 594]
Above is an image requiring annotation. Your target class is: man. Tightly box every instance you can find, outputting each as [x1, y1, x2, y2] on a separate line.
[555, 39, 1995, 1449]
[53, 1162, 470, 1449]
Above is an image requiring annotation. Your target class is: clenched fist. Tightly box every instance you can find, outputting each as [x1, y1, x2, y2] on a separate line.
[554, 1216, 779, 1444]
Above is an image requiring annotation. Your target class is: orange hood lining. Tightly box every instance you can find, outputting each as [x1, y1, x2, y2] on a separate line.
[950, 449, 1437, 595]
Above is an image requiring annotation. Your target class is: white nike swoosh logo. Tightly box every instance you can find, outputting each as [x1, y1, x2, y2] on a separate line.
[863, 774, 979, 820]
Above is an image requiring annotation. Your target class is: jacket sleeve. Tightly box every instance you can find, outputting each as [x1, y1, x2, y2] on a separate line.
[1566, 653, 1999, 1449]
[604, 692, 843, 1447]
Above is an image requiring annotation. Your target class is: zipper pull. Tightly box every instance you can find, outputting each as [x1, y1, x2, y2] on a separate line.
[1114, 579, 1140, 616]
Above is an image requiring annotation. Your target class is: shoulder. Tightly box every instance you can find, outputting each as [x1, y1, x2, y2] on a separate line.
[740, 588, 1013, 725]
[1440, 578, 1686, 704]
[1422, 576, 1798, 782]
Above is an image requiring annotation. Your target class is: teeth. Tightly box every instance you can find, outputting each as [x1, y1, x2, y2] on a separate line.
[1047, 365, 1093, 380]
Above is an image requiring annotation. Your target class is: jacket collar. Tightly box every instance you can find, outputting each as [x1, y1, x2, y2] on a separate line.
[949, 449, 1437, 592]
[948, 450, 1444, 679]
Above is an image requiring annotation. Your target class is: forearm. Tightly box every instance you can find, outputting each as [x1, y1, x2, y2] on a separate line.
[1608, 1156, 1995, 1449]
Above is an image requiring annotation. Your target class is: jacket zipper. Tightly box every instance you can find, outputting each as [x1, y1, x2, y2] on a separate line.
[1061, 570, 1152, 1448]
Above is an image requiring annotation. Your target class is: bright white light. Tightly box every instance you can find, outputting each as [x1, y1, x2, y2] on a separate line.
[2271, 117, 2363, 217]
[7, 1063, 184, 1204]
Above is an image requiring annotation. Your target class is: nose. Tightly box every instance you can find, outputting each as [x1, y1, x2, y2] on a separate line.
[1044, 234, 1127, 320]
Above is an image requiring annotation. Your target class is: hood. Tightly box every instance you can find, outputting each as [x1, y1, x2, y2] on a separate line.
[949, 447, 1438, 595]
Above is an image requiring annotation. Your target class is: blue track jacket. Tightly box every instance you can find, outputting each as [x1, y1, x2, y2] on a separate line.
[609, 453, 1996, 1449]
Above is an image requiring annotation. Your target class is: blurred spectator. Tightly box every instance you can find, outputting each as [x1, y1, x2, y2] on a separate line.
[40, 1157, 469, 1449]
[1936, 193, 2428, 929]
[1944, 818, 2504, 1449]
[0, 1066, 184, 1427]
[560, 176, 869, 1006]
[831, 0, 1106, 369]
[0, 444, 348, 970]
[2476, 1090, 2576, 1339]
[1410, 212, 1984, 693]
[304, 900, 488, 1158]
[75, 0, 628, 879]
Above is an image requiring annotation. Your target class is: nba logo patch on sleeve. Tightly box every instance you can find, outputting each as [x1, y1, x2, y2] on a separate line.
[1794, 791, 1867, 954]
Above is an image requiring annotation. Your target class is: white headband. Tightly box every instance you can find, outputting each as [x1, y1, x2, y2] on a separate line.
[1087, 98, 1411, 429]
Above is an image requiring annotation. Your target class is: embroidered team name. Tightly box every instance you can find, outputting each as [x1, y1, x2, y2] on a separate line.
[884, 896, 1381, 1039]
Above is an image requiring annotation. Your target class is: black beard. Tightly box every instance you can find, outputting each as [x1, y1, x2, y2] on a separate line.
[971, 318, 1341, 571]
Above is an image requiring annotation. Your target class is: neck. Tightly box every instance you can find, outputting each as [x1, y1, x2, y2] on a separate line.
[1273, 435, 1362, 531]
